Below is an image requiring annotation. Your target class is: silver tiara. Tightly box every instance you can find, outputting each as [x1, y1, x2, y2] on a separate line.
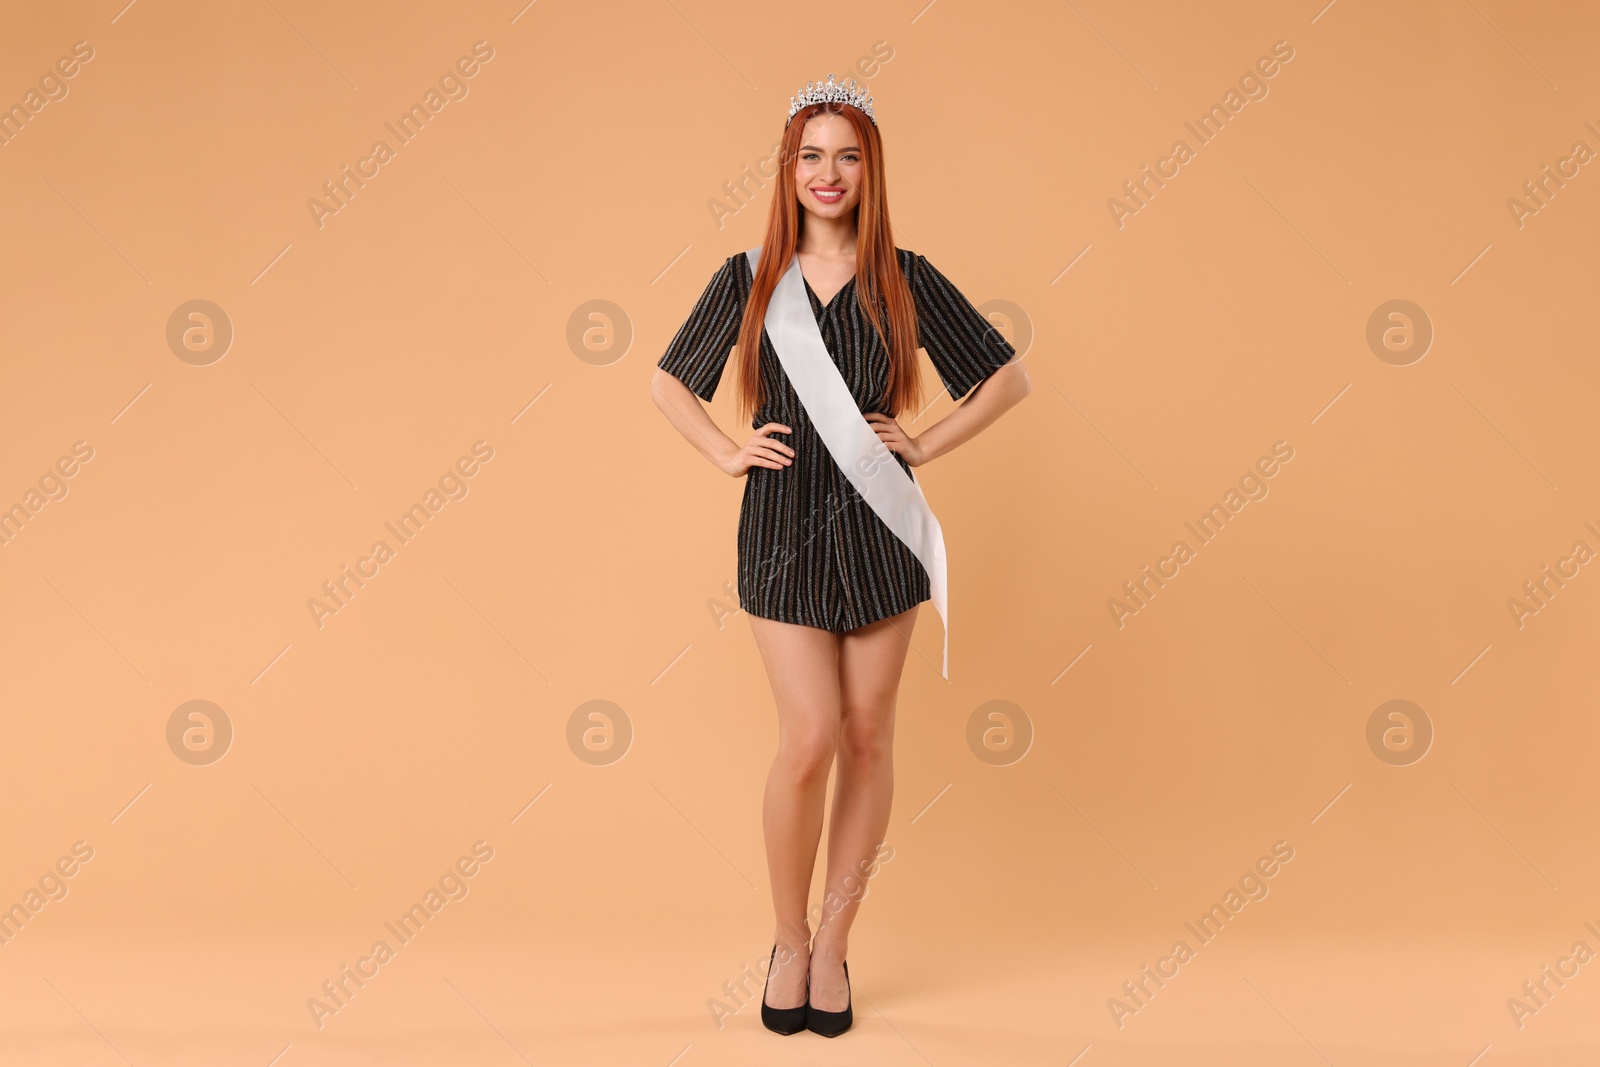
[786, 72, 877, 127]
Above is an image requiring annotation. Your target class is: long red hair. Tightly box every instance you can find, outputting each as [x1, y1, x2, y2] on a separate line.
[731, 101, 921, 424]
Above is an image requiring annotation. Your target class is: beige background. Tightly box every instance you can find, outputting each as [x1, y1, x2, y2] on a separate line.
[2, 0, 1598, 1063]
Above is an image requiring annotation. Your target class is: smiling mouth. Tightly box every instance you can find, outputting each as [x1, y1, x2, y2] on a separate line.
[811, 188, 846, 203]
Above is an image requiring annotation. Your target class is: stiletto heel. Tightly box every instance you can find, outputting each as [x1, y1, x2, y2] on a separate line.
[806, 958, 852, 1037]
[760, 944, 807, 1035]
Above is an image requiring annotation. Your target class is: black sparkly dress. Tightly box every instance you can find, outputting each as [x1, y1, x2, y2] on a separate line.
[658, 248, 1016, 633]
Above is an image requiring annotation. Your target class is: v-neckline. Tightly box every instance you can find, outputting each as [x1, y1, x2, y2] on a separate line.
[802, 270, 856, 313]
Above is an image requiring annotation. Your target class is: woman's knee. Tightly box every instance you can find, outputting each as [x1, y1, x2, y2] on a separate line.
[777, 728, 837, 780]
[837, 706, 894, 763]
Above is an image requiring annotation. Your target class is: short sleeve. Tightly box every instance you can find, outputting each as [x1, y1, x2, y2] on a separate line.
[910, 253, 1017, 401]
[657, 254, 746, 402]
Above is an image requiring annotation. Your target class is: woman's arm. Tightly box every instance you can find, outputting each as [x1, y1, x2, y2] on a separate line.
[650, 367, 737, 472]
[650, 366, 795, 477]
[865, 357, 1031, 467]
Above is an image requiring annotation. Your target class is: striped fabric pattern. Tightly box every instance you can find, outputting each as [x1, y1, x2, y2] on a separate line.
[658, 248, 1016, 633]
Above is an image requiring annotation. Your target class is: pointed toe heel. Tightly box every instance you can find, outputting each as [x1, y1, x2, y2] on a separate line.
[760, 944, 807, 1035]
[806, 958, 852, 1037]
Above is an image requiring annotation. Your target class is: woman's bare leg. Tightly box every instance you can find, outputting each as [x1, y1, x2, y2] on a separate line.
[748, 614, 842, 1011]
[809, 603, 919, 1011]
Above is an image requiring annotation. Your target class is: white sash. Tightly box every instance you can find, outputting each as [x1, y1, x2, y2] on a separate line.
[747, 246, 950, 679]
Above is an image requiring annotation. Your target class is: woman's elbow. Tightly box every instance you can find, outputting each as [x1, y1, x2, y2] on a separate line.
[1005, 359, 1032, 401]
[649, 366, 676, 405]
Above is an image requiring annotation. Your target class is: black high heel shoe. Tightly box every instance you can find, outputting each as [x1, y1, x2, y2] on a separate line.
[760, 944, 807, 1035]
[806, 958, 852, 1037]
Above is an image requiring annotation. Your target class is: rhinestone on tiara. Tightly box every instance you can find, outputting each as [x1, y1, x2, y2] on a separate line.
[786, 72, 876, 127]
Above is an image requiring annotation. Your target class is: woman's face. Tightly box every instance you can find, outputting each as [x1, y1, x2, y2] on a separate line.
[793, 112, 862, 221]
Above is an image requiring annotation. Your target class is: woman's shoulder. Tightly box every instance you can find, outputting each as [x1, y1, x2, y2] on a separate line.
[714, 248, 762, 288]
[700, 249, 753, 290]
[893, 246, 931, 282]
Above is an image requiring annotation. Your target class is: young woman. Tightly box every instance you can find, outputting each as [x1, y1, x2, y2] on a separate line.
[649, 75, 1031, 1037]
